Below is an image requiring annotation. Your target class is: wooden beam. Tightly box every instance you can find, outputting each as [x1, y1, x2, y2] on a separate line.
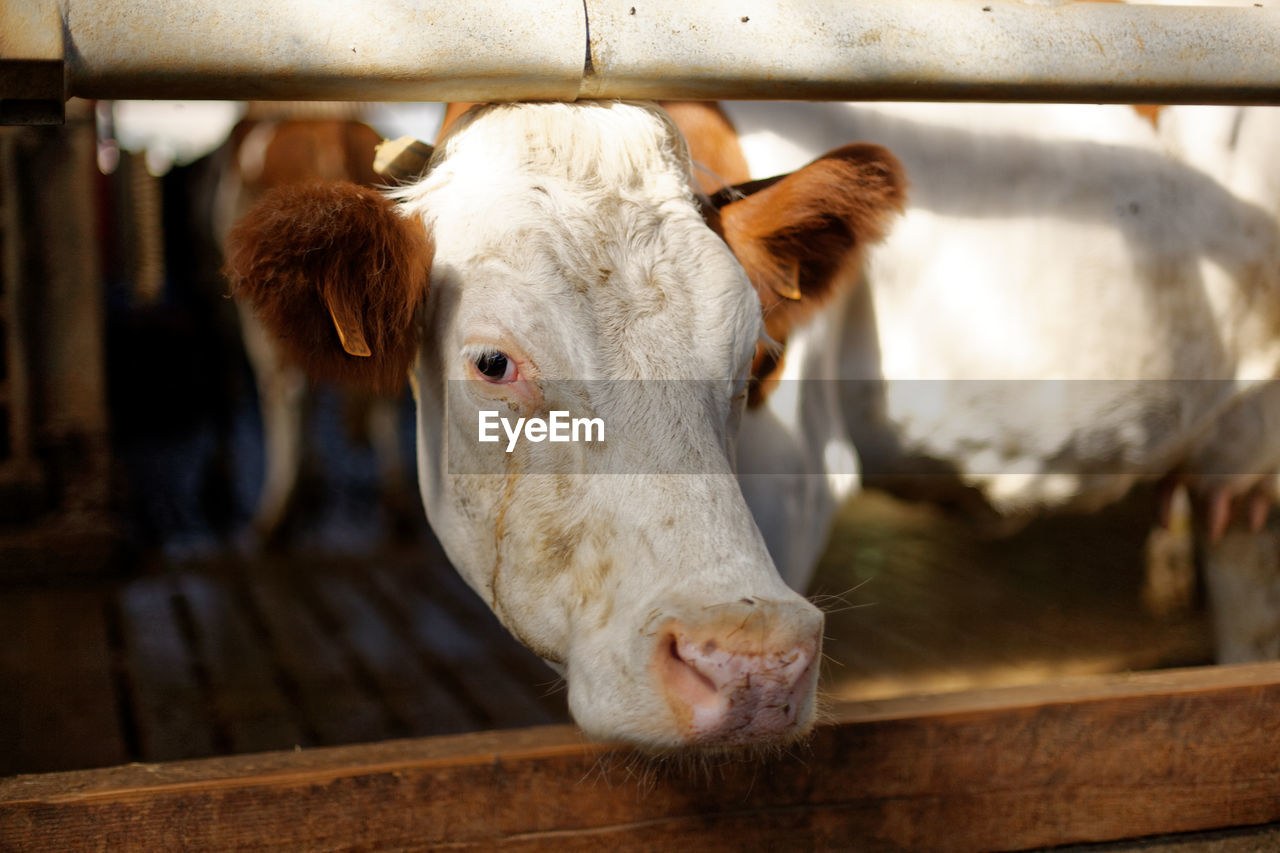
[3, 663, 1280, 851]
[0, 588, 128, 776]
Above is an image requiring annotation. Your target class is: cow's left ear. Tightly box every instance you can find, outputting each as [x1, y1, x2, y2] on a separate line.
[225, 181, 432, 393]
[718, 144, 906, 346]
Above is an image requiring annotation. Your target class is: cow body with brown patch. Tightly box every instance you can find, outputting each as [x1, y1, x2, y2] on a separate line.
[228, 101, 905, 749]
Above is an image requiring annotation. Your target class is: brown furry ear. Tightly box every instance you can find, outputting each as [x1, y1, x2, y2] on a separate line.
[720, 143, 905, 345]
[718, 144, 905, 404]
[225, 181, 432, 394]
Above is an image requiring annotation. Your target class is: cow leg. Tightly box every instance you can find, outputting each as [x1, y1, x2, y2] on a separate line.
[1142, 479, 1197, 618]
[1198, 479, 1280, 662]
[1202, 527, 1280, 662]
[255, 364, 307, 544]
[237, 303, 308, 545]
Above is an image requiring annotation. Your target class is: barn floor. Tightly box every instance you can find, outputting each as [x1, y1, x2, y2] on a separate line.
[0, 534, 570, 777]
[1, 489, 1214, 778]
[816, 489, 1213, 703]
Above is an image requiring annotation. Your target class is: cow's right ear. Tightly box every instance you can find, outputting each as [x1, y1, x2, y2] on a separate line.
[718, 143, 905, 343]
[226, 181, 432, 394]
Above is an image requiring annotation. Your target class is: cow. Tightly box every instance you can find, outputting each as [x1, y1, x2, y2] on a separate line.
[225, 100, 906, 749]
[720, 100, 1280, 663]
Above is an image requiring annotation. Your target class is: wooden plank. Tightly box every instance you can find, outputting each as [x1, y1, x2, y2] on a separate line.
[116, 577, 217, 762]
[307, 571, 477, 735]
[173, 571, 306, 754]
[365, 561, 568, 729]
[0, 588, 128, 776]
[4, 663, 1280, 852]
[393, 545, 573, 708]
[0, 590, 28, 774]
[240, 570, 394, 746]
[1058, 823, 1280, 852]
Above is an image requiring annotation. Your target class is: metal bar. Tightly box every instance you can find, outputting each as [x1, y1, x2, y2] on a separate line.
[4, 0, 1280, 125]
[62, 0, 587, 102]
[581, 0, 1280, 104]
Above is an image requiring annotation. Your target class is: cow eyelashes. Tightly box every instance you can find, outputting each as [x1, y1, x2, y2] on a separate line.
[473, 350, 517, 383]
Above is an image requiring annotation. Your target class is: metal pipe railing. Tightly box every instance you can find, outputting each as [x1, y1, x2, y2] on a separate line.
[581, 0, 1280, 103]
[4, 0, 1280, 124]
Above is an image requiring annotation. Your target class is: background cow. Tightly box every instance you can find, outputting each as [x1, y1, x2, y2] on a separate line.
[721, 100, 1280, 663]
[1154, 102, 1280, 660]
[212, 108, 421, 549]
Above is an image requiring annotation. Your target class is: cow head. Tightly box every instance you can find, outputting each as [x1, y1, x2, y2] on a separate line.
[226, 101, 903, 750]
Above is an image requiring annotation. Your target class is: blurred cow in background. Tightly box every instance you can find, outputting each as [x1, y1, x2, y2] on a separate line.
[719, 100, 1280, 663]
[1153, 101, 1280, 660]
[211, 105, 422, 548]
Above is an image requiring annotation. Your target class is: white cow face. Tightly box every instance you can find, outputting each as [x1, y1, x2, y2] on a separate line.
[226, 101, 904, 750]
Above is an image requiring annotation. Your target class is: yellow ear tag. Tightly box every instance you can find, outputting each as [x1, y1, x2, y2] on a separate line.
[770, 262, 803, 301]
[324, 294, 372, 358]
[373, 136, 435, 184]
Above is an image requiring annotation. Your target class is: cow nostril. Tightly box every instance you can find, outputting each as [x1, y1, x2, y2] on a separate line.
[660, 634, 719, 709]
[651, 613, 823, 745]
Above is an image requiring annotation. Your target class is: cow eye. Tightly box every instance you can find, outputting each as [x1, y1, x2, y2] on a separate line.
[474, 351, 516, 383]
